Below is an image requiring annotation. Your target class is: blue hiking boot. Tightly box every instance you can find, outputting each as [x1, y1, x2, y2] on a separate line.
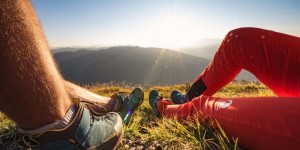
[112, 87, 144, 125]
[170, 90, 190, 104]
[13, 98, 124, 150]
[149, 90, 163, 117]
[171, 80, 208, 104]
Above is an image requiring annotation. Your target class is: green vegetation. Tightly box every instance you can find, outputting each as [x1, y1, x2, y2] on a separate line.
[0, 82, 274, 149]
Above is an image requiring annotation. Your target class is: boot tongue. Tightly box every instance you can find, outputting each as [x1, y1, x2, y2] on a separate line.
[112, 97, 122, 112]
[110, 93, 126, 112]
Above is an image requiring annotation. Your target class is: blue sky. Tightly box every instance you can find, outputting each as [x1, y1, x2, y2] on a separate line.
[32, 0, 300, 49]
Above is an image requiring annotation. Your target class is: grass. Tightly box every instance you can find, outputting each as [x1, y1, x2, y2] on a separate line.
[0, 82, 275, 149]
[0, 114, 16, 135]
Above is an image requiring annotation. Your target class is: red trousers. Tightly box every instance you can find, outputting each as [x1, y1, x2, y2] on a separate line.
[157, 28, 300, 150]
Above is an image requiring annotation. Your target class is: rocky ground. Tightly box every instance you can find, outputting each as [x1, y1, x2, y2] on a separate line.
[0, 135, 166, 150]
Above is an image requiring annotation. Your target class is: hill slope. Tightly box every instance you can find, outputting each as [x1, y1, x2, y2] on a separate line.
[54, 46, 210, 85]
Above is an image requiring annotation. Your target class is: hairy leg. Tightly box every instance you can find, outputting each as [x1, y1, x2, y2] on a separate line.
[65, 81, 118, 111]
[0, 0, 71, 129]
[0, 1, 120, 130]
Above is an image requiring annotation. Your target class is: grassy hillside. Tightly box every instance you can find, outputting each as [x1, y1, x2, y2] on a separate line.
[0, 82, 274, 149]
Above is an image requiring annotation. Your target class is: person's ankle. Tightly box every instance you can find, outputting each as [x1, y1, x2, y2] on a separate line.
[19, 104, 77, 135]
[187, 78, 207, 99]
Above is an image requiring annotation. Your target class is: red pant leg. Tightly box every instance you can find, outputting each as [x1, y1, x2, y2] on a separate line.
[157, 96, 300, 150]
[194, 28, 300, 96]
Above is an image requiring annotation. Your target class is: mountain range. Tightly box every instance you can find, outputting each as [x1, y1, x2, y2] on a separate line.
[54, 46, 210, 85]
[53, 46, 257, 85]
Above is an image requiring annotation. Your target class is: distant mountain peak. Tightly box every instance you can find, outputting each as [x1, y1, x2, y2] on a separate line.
[54, 46, 257, 84]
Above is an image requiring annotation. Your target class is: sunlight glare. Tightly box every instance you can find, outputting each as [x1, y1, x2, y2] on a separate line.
[137, 16, 209, 49]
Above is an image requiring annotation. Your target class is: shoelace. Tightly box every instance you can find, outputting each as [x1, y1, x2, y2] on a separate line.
[158, 94, 163, 100]
[117, 92, 144, 108]
[157, 94, 172, 103]
[13, 132, 39, 148]
[185, 83, 191, 92]
[117, 92, 130, 103]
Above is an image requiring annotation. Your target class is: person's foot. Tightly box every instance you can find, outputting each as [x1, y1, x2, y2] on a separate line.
[170, 90, 190, 104]
[149, 90, 163, 117]
[13, 98, 124, 150]
[171, 80, 207, 104]
[113, 87, 144, 125]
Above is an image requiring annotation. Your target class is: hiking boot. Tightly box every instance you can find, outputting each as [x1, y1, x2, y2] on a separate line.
[13, 98, 124, 150]
[149, 90, 163, 117]
[112, 87, 144, 125]
[171, 79, 207, 104]
[171, 90, 189, 104]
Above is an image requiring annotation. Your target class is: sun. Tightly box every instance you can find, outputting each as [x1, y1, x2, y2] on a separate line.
[136, 15, 208, 49]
